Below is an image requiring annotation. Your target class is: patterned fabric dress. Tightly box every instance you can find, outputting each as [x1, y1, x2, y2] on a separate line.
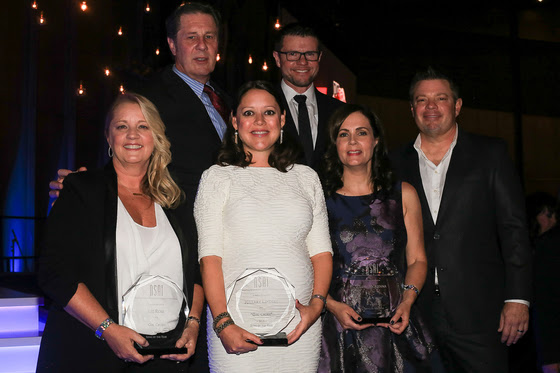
[319, 183, 434, 373]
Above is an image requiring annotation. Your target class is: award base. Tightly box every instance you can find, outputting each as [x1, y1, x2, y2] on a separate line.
[357, 316, 403, 324]
[134, 322, 187, 357]
[135, 344, 188, 357]
[247, 332, 288, 346]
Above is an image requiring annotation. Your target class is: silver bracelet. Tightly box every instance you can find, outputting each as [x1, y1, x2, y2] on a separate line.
[312, 294, 327, 309]
[94, 318, 114, 340]
[403, 284, 419, 296]
[187, 316, 201, 325]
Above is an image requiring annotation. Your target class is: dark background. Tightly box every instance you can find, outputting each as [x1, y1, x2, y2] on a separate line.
[1, 0, 559, 272]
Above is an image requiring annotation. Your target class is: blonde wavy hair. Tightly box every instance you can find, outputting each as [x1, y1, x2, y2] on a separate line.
[105, 92, 184, 209]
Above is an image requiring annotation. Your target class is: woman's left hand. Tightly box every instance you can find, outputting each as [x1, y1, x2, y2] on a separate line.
[160, 319, 200, 362]
[376, 300, 412, 335]
[287, 299, 323, 344]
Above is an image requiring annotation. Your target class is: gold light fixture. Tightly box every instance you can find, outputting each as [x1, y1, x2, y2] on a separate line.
[76, 81, 86, 96]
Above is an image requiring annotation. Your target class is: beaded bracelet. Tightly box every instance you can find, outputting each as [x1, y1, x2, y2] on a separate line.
[403, 284, 419, 296]
[94, 318, 114, 340]
[187, 316, 201, 326]
[214, 319, 235, 337]
[212, 311, 231, 330]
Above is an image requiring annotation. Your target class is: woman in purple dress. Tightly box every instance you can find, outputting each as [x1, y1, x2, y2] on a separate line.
[319, 104, 434, 372]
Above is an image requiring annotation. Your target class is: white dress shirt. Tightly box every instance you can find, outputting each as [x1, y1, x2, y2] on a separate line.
[280, 80, 319, 148]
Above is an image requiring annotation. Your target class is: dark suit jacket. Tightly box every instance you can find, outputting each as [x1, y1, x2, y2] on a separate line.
[137, 65, 231, 210]
[37, 163, 197, 372]
[390, 130, 532, 334]
[278, 85, 344, 170]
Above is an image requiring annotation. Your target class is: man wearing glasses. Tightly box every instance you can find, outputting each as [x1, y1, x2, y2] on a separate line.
[273, 23, 344, 170]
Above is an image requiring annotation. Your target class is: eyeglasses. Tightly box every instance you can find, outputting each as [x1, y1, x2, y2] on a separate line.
[277, 50, 321, 61]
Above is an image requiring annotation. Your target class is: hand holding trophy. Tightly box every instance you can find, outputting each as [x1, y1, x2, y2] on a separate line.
[226, 268, 296, 346]
[122, 274, 189, 356]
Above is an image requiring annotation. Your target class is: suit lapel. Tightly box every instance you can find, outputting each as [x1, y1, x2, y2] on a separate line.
[278, 85, 299, 142]
[163, 68, 222, 144]
[314, 89, 329, 164]
[435, 131, 470, 227]
[102, 163, 119, 318]
[403, 145, 435, 230]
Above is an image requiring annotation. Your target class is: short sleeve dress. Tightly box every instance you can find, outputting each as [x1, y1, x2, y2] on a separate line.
[319, 183, 434, 373]
[194, 164, 332, 373]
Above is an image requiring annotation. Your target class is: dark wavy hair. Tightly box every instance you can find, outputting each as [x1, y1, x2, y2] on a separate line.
[217, 81, 299, 172]
[322, 104, 394, 197]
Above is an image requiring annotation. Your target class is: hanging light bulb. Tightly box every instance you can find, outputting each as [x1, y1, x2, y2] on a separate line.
[248, 55, 253, 64]
[39, 11, 45, 24]
[155, 48, 160, 55]
[76, 81, 86, 96]
[104, 67, 110, 76]
[262, 61, 268, 71]
[31, 1, 38, 9]
[119, 84, 125, 94]
[145, 2, 150, 12]
[274, 19, 281, 29]
[216, 53, 221, 61]
[117, 26, 123, 36]
[80, 1, 87, 11]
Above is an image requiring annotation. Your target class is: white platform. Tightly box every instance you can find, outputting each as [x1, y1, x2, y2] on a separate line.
[0, 287, 43, 373]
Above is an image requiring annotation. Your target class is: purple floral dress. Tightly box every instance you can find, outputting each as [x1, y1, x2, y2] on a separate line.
[319, 183, 434, 373]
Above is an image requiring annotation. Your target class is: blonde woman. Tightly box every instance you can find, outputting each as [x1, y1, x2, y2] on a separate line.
[38, 93, 203, 372]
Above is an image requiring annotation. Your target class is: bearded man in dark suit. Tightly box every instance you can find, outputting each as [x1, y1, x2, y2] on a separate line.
[390, 67, 532, 373]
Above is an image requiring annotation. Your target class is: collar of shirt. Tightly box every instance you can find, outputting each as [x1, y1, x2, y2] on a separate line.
[280, 79, 317, 106]
[413, 124, 459, 223]
[172, 65, 212, 98]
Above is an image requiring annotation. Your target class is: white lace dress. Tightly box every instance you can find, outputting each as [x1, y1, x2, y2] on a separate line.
[194, 164, 332, 373]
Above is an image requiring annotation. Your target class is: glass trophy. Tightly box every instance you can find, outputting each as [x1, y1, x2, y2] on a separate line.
[225, 268, 296, 346]
[122, 274, 189, 356]
[343, 261, 402, 324]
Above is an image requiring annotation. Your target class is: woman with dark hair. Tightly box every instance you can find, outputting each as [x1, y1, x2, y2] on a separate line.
[37, 93, 204, 372]
[319, 104, 434, 372]
[194, 81, 333, 372]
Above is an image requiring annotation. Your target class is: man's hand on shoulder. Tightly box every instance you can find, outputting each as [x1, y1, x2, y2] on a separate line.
[49, 167, 87, 201]
[498, 302, 529, 346]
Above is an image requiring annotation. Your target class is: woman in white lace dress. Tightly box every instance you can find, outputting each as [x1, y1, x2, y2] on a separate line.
[194, 81, 333, 373]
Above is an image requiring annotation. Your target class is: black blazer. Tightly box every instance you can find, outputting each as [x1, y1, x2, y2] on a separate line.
[390, 130, 532, 334]
[137, 65, 231, 208]
[279, 86, 344, 171]
[37, 163, 197, 372]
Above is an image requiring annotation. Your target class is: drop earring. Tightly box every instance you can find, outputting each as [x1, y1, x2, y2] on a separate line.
[234, 130, 238, 145]
[280, 129, 283, 144]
